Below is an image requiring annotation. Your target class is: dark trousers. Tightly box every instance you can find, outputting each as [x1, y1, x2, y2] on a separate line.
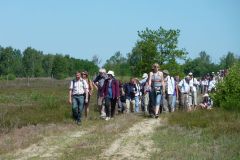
[105, 97, 117, 118]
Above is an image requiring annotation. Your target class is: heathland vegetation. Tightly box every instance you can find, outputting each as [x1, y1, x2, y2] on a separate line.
[0, 76, 239, 159]
[0, 27, 239, 159]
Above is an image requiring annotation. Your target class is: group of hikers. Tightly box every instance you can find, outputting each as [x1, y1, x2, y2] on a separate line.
[68, 63, 226, 124]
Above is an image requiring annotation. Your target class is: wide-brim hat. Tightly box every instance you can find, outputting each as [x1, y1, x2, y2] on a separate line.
[163, 70, 169, 75]
[99, 68, 106, 73]
[203, 93, 209, 97]
[142, 73, 148, 78]
[107, 70, 115, 77]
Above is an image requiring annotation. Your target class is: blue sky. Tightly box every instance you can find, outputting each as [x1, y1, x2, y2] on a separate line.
[0, 0, 239, 66]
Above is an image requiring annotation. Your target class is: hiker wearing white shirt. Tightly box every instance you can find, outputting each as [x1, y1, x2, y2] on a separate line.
[202, 76, 209, 93]
[189, 72, 199, 109]
[163, 70, 175, 112]
[208, 75, 216, 93]
[69, 71, 89, 125]
[178, 76, 191, 111]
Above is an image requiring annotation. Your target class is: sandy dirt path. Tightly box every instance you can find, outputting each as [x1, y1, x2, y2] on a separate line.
[3, 129, 89, 160]
[100, 118, 163, 160]
[1, 118, 163, 160]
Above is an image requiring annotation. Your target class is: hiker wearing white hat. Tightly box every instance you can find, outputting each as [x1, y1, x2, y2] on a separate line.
[178, 76, 191, 111]
[199, 93, 212, 109]
[101, 70, 120, 120]
[107, 70, 115, 77]
[140, 73, 149, 114]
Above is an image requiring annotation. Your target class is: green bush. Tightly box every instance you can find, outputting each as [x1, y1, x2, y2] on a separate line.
[53, 73, 67, 80]
[0, 74, 16, 80]
[212, 62, 240, 111]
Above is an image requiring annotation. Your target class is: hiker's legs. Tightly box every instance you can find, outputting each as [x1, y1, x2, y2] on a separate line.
[155, 93, 162, 115]
[125, 99, 130, 113]
[134, 96, 139, 112]
[105, 97, 111, 118]
[193, 91, 197, 106]
[144, 93, 149, 113]
[188, 93, 193, 111]
[130, 99, 135, 113]
[85, 95, 91, 118]
[111, 98, 117, 118]
[72, 95, 84, 122]
[72, 96, 78, 120]
[171, 95, 176, 112]
[78, 96, 84, 122]
[162, 94, 169, 113]
[168, 94, 173, 112]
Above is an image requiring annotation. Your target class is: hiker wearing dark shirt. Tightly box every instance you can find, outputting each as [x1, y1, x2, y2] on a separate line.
[93, 68, 108, 118]
[101, 70, 120, 120]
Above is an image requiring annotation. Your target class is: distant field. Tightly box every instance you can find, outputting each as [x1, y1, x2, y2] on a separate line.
[0, 78, 72, 133]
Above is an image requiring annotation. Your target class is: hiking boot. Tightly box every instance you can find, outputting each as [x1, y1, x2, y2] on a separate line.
[76, 120, 81, 125]
[105, 117, 110, 121]
[149, 113, 155, 118]
[155, 114, 159, 119]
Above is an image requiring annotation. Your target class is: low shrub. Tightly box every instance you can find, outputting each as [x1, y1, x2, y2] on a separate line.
[212, 62, 240, 111]
[0, 74, 16, 80]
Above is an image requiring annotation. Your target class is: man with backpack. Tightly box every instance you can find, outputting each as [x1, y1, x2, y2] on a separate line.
[178, 76, 191, 111]
[69, 71, 89, 125]
[163, 70, 175, 112]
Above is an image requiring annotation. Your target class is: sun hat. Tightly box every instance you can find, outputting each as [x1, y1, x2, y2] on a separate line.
[99, 68, 106, 73]
[203, 93, 209, 97]
[188, 72, 193, 76]
[163, 70, 169, 75]
[142, 73, 148, 78]
[107, 70, 115, 77]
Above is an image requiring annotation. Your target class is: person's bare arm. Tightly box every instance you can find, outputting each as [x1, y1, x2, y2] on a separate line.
[69, 89, 72, 104]
[89, 80, 94, 95]
[84, 81, 89, 103]
[93, 82, 98, 90]
[176, 84, 179, 100]
[148, 72, 152, 87]
[161, 73, 165, 94]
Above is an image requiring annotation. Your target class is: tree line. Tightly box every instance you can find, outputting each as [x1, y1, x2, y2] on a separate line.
[0, 46, 99, 79]
[1, 27, 239, 80]
[103, 27, 240, 78]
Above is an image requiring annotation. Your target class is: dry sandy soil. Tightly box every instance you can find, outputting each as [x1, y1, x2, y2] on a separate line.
[1, 118, 163, 160]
